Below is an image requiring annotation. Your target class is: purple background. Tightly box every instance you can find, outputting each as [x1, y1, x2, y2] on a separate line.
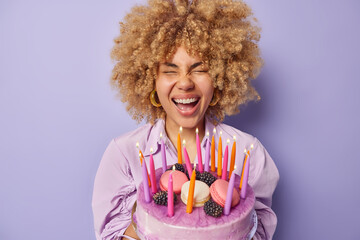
[1, 0, 359, 239]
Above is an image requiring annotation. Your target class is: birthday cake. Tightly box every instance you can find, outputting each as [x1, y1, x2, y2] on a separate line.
[133, 166, 256, 240]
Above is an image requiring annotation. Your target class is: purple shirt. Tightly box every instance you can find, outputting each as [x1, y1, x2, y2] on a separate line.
[92, 119, 279, 240]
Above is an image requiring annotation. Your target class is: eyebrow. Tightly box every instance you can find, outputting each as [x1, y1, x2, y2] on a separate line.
[161, 62, 204, 72]
[162, 62, 178, 68]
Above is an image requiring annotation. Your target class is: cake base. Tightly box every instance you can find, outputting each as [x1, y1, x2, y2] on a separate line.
[134, 168, 256, 240]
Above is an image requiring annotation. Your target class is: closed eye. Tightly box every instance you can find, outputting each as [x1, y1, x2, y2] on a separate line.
[191, 70, 208, 74]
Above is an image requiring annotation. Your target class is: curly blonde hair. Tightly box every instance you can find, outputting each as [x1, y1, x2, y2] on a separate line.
[111, 0, 262, 124]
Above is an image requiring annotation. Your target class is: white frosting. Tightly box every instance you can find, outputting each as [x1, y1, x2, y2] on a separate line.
[136, 202, 255, 240]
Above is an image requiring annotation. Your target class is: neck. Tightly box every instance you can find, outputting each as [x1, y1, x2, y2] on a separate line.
[165, 118, 206, 152]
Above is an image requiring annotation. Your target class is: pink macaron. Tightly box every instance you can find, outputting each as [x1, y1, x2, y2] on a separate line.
[159, 170, 188, 194]
[209, 179, 240, 208]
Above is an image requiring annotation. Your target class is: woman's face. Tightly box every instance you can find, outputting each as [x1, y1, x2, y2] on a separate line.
[156, 46, 214, 130]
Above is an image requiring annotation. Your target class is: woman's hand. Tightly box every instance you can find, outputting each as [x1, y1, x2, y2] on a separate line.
[121, 202, 140, 240]
[122, 223, 139, 240]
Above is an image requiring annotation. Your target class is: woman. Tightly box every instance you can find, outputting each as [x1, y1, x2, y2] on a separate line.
[92, 0, 279, 239]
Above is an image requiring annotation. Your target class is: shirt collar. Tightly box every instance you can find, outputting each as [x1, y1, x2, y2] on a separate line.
[143, 119, 173, 157]
[143, 117, 219, 156]
[203, 117, 217, 147]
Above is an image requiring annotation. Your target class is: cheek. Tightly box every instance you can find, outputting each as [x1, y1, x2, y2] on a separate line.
[204, 88, 214, 104]
[198, 78, 214, 101]
[155, 77, 175, 101]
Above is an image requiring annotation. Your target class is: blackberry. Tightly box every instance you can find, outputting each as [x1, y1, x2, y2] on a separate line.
[204, 199, 223, 218]
[167, 163, 185, 173]
[198, 172, 217, 187]
[185, 169, 200, 180]
[195, 170, 201, 180]
[153, 191, 177, 206]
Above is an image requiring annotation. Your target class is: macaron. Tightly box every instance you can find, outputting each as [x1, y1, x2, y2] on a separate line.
[209, 179, 240, 208]
[181, 180, 211, 207]
[159, 170, 188, 194]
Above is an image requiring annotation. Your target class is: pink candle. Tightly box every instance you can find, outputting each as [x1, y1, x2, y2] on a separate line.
[142, 159, 151, 203]
[160, 133, 167, 174]
[149, 148, 157, 194]
[196, 128, 203, 173]
[240, 153, 250, 199]
[217, 132, 223, 177]
[224, 166, 236, 215]
[211, 128, 216, 172]
[222, 139, 230, 180]
[183, 140, 193, 177]
[168, 171, 174, 217]
[204, 131, 210, 172]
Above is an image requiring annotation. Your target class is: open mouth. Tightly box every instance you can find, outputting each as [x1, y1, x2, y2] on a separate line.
[172, 97, 200, 112]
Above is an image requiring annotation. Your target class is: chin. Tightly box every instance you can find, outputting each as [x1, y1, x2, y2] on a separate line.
[175, 116, 204, 130]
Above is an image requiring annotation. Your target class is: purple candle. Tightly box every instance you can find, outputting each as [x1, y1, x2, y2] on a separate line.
[183, 140, 193, 177]
[142, 158, 151, 203]
[204, 132, 210, 172]
[240, 153, 250, 199]
[149, 149, 157, 194]
[224, 167, 236, 215]
[168, 171, 174, 217]
[196, 128, 204, 173]
[160, 133, 167, 174]
[222, 139, 230, 180]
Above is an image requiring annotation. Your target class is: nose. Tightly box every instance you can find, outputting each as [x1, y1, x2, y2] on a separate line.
[176, 74, 194, 91]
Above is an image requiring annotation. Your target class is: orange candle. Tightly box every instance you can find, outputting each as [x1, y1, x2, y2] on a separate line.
[177, 126, 183, 164]
[136, 142, 151, 187]
[139, 152, 151, 187]
[239, 150, 248, 190]
[186, 163, 196, 213]
[229, 136, 236, 178]
[211, 128, 216, 172]
[240, 144, 253, 189]
[217, 131, 222, 177]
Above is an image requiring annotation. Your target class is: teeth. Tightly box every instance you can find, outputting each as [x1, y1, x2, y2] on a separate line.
[174, 98, 198, 104]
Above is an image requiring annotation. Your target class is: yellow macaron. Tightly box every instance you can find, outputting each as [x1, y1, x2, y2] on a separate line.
[181, 180, 211, 207]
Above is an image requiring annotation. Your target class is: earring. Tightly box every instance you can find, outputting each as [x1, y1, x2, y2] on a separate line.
[150, 89, 162, 107]
[209, 93, 218, 106]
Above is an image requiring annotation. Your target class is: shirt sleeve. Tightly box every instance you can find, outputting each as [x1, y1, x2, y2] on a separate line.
[249, 138, 280, 240]
[92, 139, 137, 240]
